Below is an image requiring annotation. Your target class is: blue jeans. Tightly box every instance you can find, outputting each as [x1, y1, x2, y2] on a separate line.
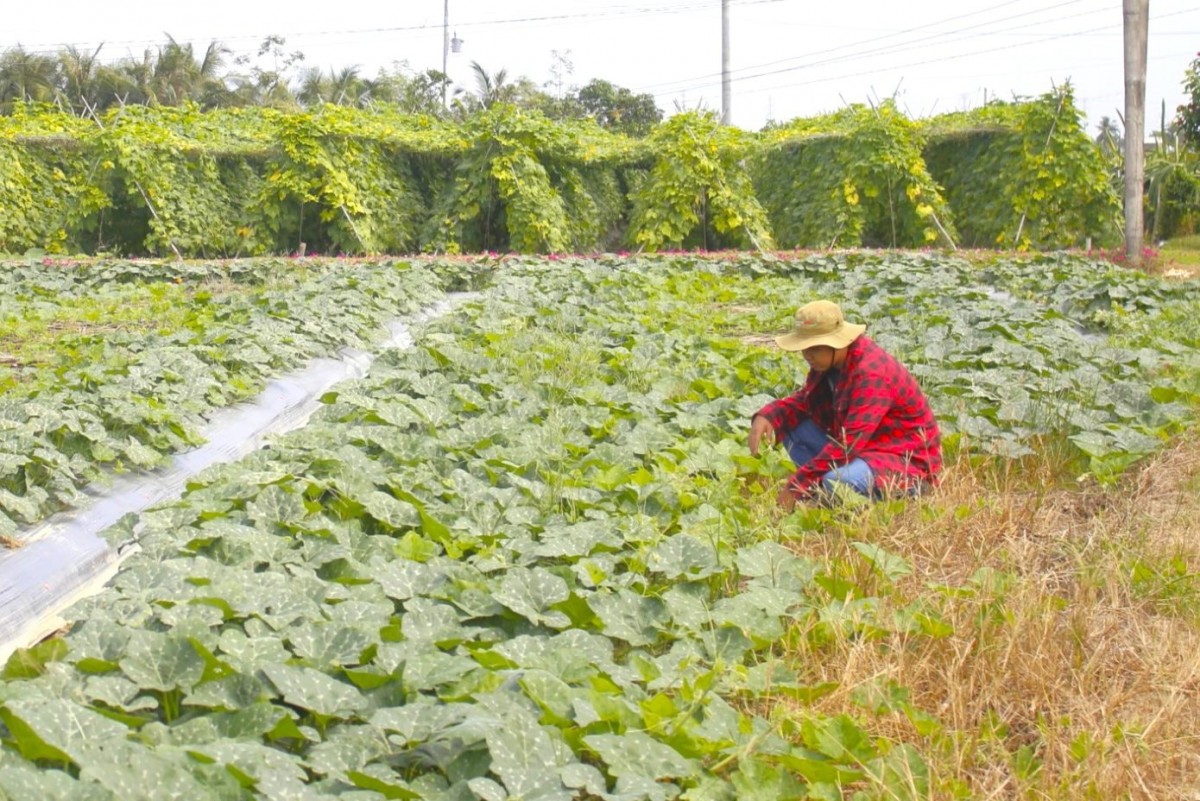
[782, 419, 874, 498]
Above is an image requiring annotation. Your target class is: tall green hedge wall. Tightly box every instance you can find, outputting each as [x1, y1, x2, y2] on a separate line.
[0, 87, 1117, 257]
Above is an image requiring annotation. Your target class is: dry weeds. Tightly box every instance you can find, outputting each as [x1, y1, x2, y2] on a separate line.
[776, 436, 1200, 799]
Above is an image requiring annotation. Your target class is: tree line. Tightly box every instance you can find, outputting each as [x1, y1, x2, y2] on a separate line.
[0, 36, 663, 135]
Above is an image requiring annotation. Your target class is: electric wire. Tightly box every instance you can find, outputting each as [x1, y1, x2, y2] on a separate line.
[716, 7, 1200, 103]
[636, 0, 1092, 93]
[0, 0, 783, 59]
[635, 0, 1111, 94]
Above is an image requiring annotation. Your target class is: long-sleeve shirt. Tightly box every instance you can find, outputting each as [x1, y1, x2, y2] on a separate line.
[756, 335, 942, 496]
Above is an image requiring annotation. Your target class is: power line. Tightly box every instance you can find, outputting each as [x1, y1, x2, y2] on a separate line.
[1, 0, 783, 60]
[649, 2, 1197, 101]
[720, 7, 1200, 104]
[635, 0, 1104, 94]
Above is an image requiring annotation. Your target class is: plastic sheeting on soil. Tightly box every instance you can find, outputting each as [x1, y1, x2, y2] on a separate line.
[0, 298, 461, 661]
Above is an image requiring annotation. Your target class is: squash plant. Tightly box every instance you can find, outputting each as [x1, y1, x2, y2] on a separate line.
[752, 101, 954, 249]
[921, 86, 1119, 249]
[627, 111, 773, 251]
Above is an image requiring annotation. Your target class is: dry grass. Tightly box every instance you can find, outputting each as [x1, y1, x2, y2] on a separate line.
[773, 437, 1200, 799]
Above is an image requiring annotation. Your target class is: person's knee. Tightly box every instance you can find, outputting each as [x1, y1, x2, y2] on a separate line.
[820, 473, 861, 497]
[821, 462, 873, 497]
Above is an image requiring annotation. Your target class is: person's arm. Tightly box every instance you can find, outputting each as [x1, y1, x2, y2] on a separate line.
[784, 368, 894, 495]
[750, 384, 814, 455]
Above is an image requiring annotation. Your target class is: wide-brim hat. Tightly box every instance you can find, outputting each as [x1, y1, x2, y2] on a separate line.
[775, 300, 866, 351]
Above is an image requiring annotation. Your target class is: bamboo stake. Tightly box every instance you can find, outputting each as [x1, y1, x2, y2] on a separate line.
[930, 210, 958, 251]
[1013, 89, 1068, 248]
[340, 205, 369, 253]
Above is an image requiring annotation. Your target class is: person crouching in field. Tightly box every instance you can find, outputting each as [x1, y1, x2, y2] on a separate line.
[748, 300, 942, 510]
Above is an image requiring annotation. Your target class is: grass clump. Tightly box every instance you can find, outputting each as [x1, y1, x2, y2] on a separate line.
[762, 438, 1200, 799]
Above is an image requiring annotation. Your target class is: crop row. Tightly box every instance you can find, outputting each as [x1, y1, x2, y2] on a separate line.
[0, 258, 447, 536]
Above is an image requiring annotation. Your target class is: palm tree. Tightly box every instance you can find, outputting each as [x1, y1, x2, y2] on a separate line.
[88, 63, 139, 111]
[469, 61, 513, 109]
[296, 66, 329, 106]
[1146, 101, 1199, 241]
[295, 65, 362, 107]
[1095, 115, 1123, 158]
[0, 47, 59, 111]
[358, 72, 398, 107]
[151, 36, 230, 107]
[117, 49, 159, 106]
[328, 65, 362, 106]
[56, 45, 104, 113]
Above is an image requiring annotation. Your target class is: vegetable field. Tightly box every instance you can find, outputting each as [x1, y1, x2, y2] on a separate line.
[1, 252, 1198, 800]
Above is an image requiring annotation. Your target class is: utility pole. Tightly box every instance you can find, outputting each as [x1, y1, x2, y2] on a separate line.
[1123, 0, 1148, 265]
[442, 0, 450, 109]
[721, 0, 731, 124]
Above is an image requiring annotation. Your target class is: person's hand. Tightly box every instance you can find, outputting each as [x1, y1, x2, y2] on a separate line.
[749, 415, 776, 456]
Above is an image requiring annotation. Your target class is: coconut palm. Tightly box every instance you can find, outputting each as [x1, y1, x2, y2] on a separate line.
[116, 49, 159, 106]
[328, 65, 362, 106]
[150, 37, 230, 107]
[56, 45, 105, 113]
[296, 66, 329, 106]
[1095, 115, 1123, 158]
[0, 47, 59, 111]
[469, 61, 514, 109]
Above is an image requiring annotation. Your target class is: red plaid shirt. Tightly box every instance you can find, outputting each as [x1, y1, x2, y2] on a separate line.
[756, 335, 942, 496]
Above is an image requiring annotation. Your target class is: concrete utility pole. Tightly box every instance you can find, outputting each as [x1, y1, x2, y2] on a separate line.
[721, 0, 731, 124]
[1123, 0, 1148, 265]
[442, 0, 450, 109]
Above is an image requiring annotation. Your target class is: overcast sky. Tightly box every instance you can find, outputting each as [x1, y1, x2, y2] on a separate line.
[8, 0, 1199, 134]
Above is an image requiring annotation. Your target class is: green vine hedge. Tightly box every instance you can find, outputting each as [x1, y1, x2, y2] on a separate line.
[752, 101, 955, 249]
[921, 87, 1119, 249]
[0, 89, 1117, 257]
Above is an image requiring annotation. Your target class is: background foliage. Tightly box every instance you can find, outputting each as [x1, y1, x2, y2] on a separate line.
[753, 101, 955, 249]
[922, 86, 1119, 249]
[0, 90, 1117, 257]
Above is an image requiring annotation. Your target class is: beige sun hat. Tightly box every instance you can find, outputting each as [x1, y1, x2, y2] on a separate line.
[774, 300, 866, 351]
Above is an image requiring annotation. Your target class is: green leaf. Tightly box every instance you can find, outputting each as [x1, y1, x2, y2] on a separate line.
[851, 541, 912, 582]
[0, 763, 115, 801]
[185, 740, 308, 788]
[287, 622, 374, 668]
[584, 732, 698, 781]
[74, 741, 235, 801]
[647, 534, 721, 579]
[260, 664, 366, 719]
[0, 697, 129, 764]
[119, 631, 205, 694]
[1150, 385, 1181, 403]
[591, 589, 671, 647]
[735, 541, 815, 591]
[346, 768, 421, 800]
[729, 757, 807, 801]
[400, 598, 466, 646]
[467, 777, 508, 801]
[306, 724, 392, 783]
[370, 702, 470, 746]
[3, 637, 68, 680]
[863, 743, 930, 800]
[184, 674, 269, 712]
[493, 567, 572, 629]
[363, 491, 420, 530]
[373, 559, 447, 601]
[485, 716, 567, 800]
[246, 484, 308, 527]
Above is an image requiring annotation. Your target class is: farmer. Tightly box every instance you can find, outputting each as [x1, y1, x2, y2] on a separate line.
[748, 300, 941, 509]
